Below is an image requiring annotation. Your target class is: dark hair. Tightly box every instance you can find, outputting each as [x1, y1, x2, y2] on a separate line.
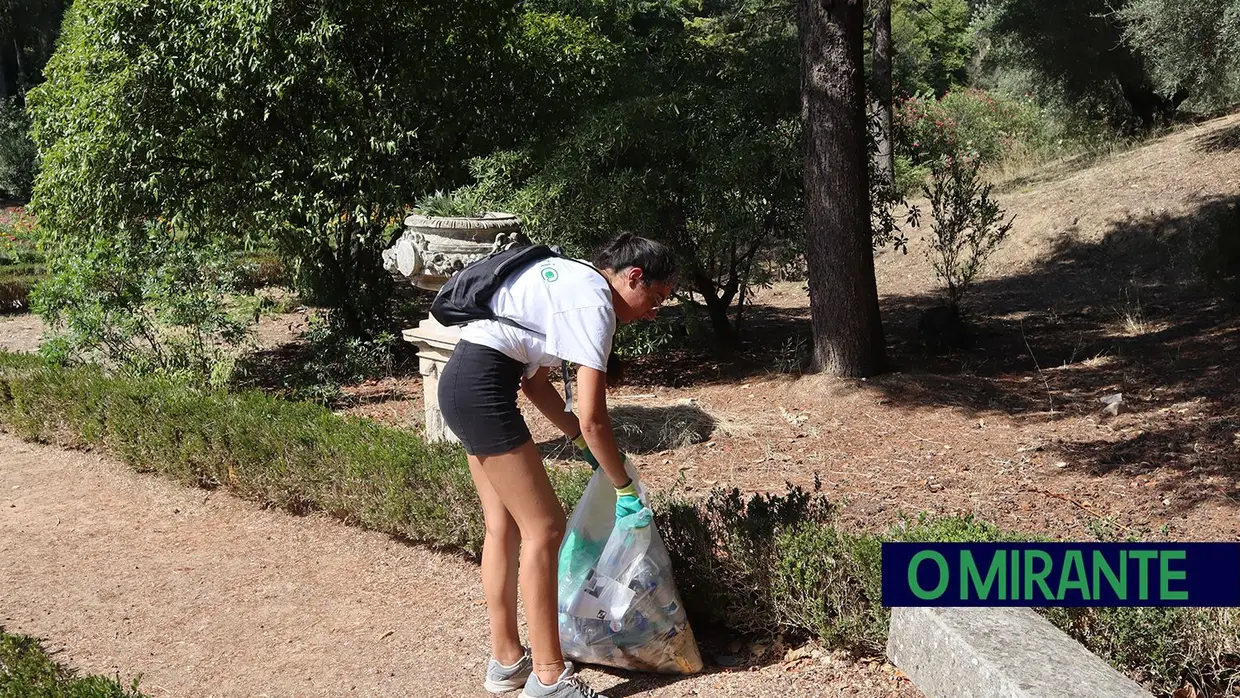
[606, 349, 624, 388]
[593, 233, 676, 284]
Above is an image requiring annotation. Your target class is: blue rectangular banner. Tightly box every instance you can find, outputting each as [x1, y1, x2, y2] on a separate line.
[881, 542, 1240, 607]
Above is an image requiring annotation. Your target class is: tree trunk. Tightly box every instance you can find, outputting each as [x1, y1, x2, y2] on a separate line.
[705, 296, 737, 347]
[692, 269, 738, 347]
[870, 0, 894, 186]
[798, 0, 887, 377]
[12, 37, 24, 98]
[0, 44, 9, 100]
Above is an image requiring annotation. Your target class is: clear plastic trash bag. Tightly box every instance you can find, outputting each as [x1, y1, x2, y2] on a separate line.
[556, 461, 704, 674]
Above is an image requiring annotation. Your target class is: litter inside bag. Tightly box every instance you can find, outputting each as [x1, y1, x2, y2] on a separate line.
[557, 463, 704, 674]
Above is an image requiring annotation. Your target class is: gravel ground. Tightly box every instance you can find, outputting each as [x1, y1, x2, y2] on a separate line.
[0, 433, 921, 698]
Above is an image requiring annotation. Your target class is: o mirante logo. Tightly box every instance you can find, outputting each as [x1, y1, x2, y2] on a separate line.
[881, 542, 1240, 607]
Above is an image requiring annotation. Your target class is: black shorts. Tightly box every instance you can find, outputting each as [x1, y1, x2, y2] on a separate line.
[439, 339, 532, 456]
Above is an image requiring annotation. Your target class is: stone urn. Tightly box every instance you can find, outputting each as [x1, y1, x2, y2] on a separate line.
[382, 212, 528, 291]
[382, 212, 529, 443]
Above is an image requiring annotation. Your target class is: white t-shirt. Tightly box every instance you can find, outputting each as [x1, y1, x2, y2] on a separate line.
[459, 256, 617, 378]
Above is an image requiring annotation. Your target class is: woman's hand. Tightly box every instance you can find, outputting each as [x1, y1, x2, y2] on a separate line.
[613, 481, 647, 524]
[571, 434, 647, 525]
[574, 365, 632, 489]
[571, 433, 601, 471]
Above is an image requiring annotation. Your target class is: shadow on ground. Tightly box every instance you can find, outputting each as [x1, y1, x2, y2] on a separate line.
[618, 303, 812, 388]
[1195, 122, 1240, 154]
[536, 404, 718, 460]
[868, 194, 1240, 489]
[620, 194, 1240, 508]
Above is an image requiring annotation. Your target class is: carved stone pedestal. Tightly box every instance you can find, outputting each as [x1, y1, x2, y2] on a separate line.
[382, 211, 528, 443]
[403, 315, 462, 444]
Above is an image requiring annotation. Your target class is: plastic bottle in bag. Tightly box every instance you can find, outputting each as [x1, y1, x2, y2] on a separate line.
[557, 465, 704, 675]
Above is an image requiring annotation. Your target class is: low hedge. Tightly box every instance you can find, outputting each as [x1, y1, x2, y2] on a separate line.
[0, 627, 147, 698]
[1, 350, 1235, 695]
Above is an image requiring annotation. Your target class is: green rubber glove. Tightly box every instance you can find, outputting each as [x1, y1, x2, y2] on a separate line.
[572, 434, 600, 471]
[615, 480, 648, 527]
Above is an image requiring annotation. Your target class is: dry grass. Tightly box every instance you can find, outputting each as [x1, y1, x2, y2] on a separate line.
[610, 402, 718, 454]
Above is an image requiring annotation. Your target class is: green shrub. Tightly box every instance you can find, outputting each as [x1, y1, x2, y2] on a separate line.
[0, 627, 147, 698]
[33, 221, 251, 385]
[923, 151, 1015, 310]
[1045, 607, 1240, 694]
[0, 98, 36, 201]
[656, 481, 837, 637]
[895, 88, 1044, 172]
[893, 154, 931, 202]
[0, 208, 40, 266]
[771, 523, 885, 652]
[938, 89, 1045, 165]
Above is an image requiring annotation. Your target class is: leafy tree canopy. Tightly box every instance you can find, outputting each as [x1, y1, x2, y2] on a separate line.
[27, 0, 613, 374]
[1118, 0, 1240, 110]
[976, 0, 1185, 129]
[890, 0, 974, 97]
[480, 0, 804, 343]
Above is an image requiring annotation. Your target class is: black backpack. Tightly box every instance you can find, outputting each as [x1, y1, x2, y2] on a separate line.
[429, 243, 600, 412]
[430, 244, 562, 332]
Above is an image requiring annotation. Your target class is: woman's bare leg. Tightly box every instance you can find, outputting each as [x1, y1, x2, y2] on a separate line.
[468, 454, 523, 665]
[475, 440, 568, 686]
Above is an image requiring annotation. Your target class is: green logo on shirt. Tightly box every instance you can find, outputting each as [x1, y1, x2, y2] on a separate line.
[541, 267, 559, 283]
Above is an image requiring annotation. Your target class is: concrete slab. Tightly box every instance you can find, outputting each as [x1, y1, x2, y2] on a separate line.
[887, 606, 1153, 697]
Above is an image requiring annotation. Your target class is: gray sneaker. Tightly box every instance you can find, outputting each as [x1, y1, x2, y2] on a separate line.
[484, 649, 533, 693]
[519, 664, 607, 698]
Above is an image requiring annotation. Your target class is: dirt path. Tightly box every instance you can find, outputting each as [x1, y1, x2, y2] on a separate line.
[0, 433, 917, 698]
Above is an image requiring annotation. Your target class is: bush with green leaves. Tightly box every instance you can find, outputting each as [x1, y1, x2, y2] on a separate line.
[656, 480, 837, 637]
[0, 208, 39, 267]
[1045, 607, 1240, 694]
[26, 0, 539, 361]
[33, 220, 250, 385]
[0, 98, 36, 200]
[894, 88, 1049, 183]
[0, 208, 44, 311]
[923, 152, 1015, 310]
[611, 307, 710, 360]
[282, 315, 398, 405]
[0, 628, 147, 698]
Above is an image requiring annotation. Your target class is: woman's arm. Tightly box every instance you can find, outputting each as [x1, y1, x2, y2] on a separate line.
[574, 364, 630, 489]
[520, 366, 583, 438]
